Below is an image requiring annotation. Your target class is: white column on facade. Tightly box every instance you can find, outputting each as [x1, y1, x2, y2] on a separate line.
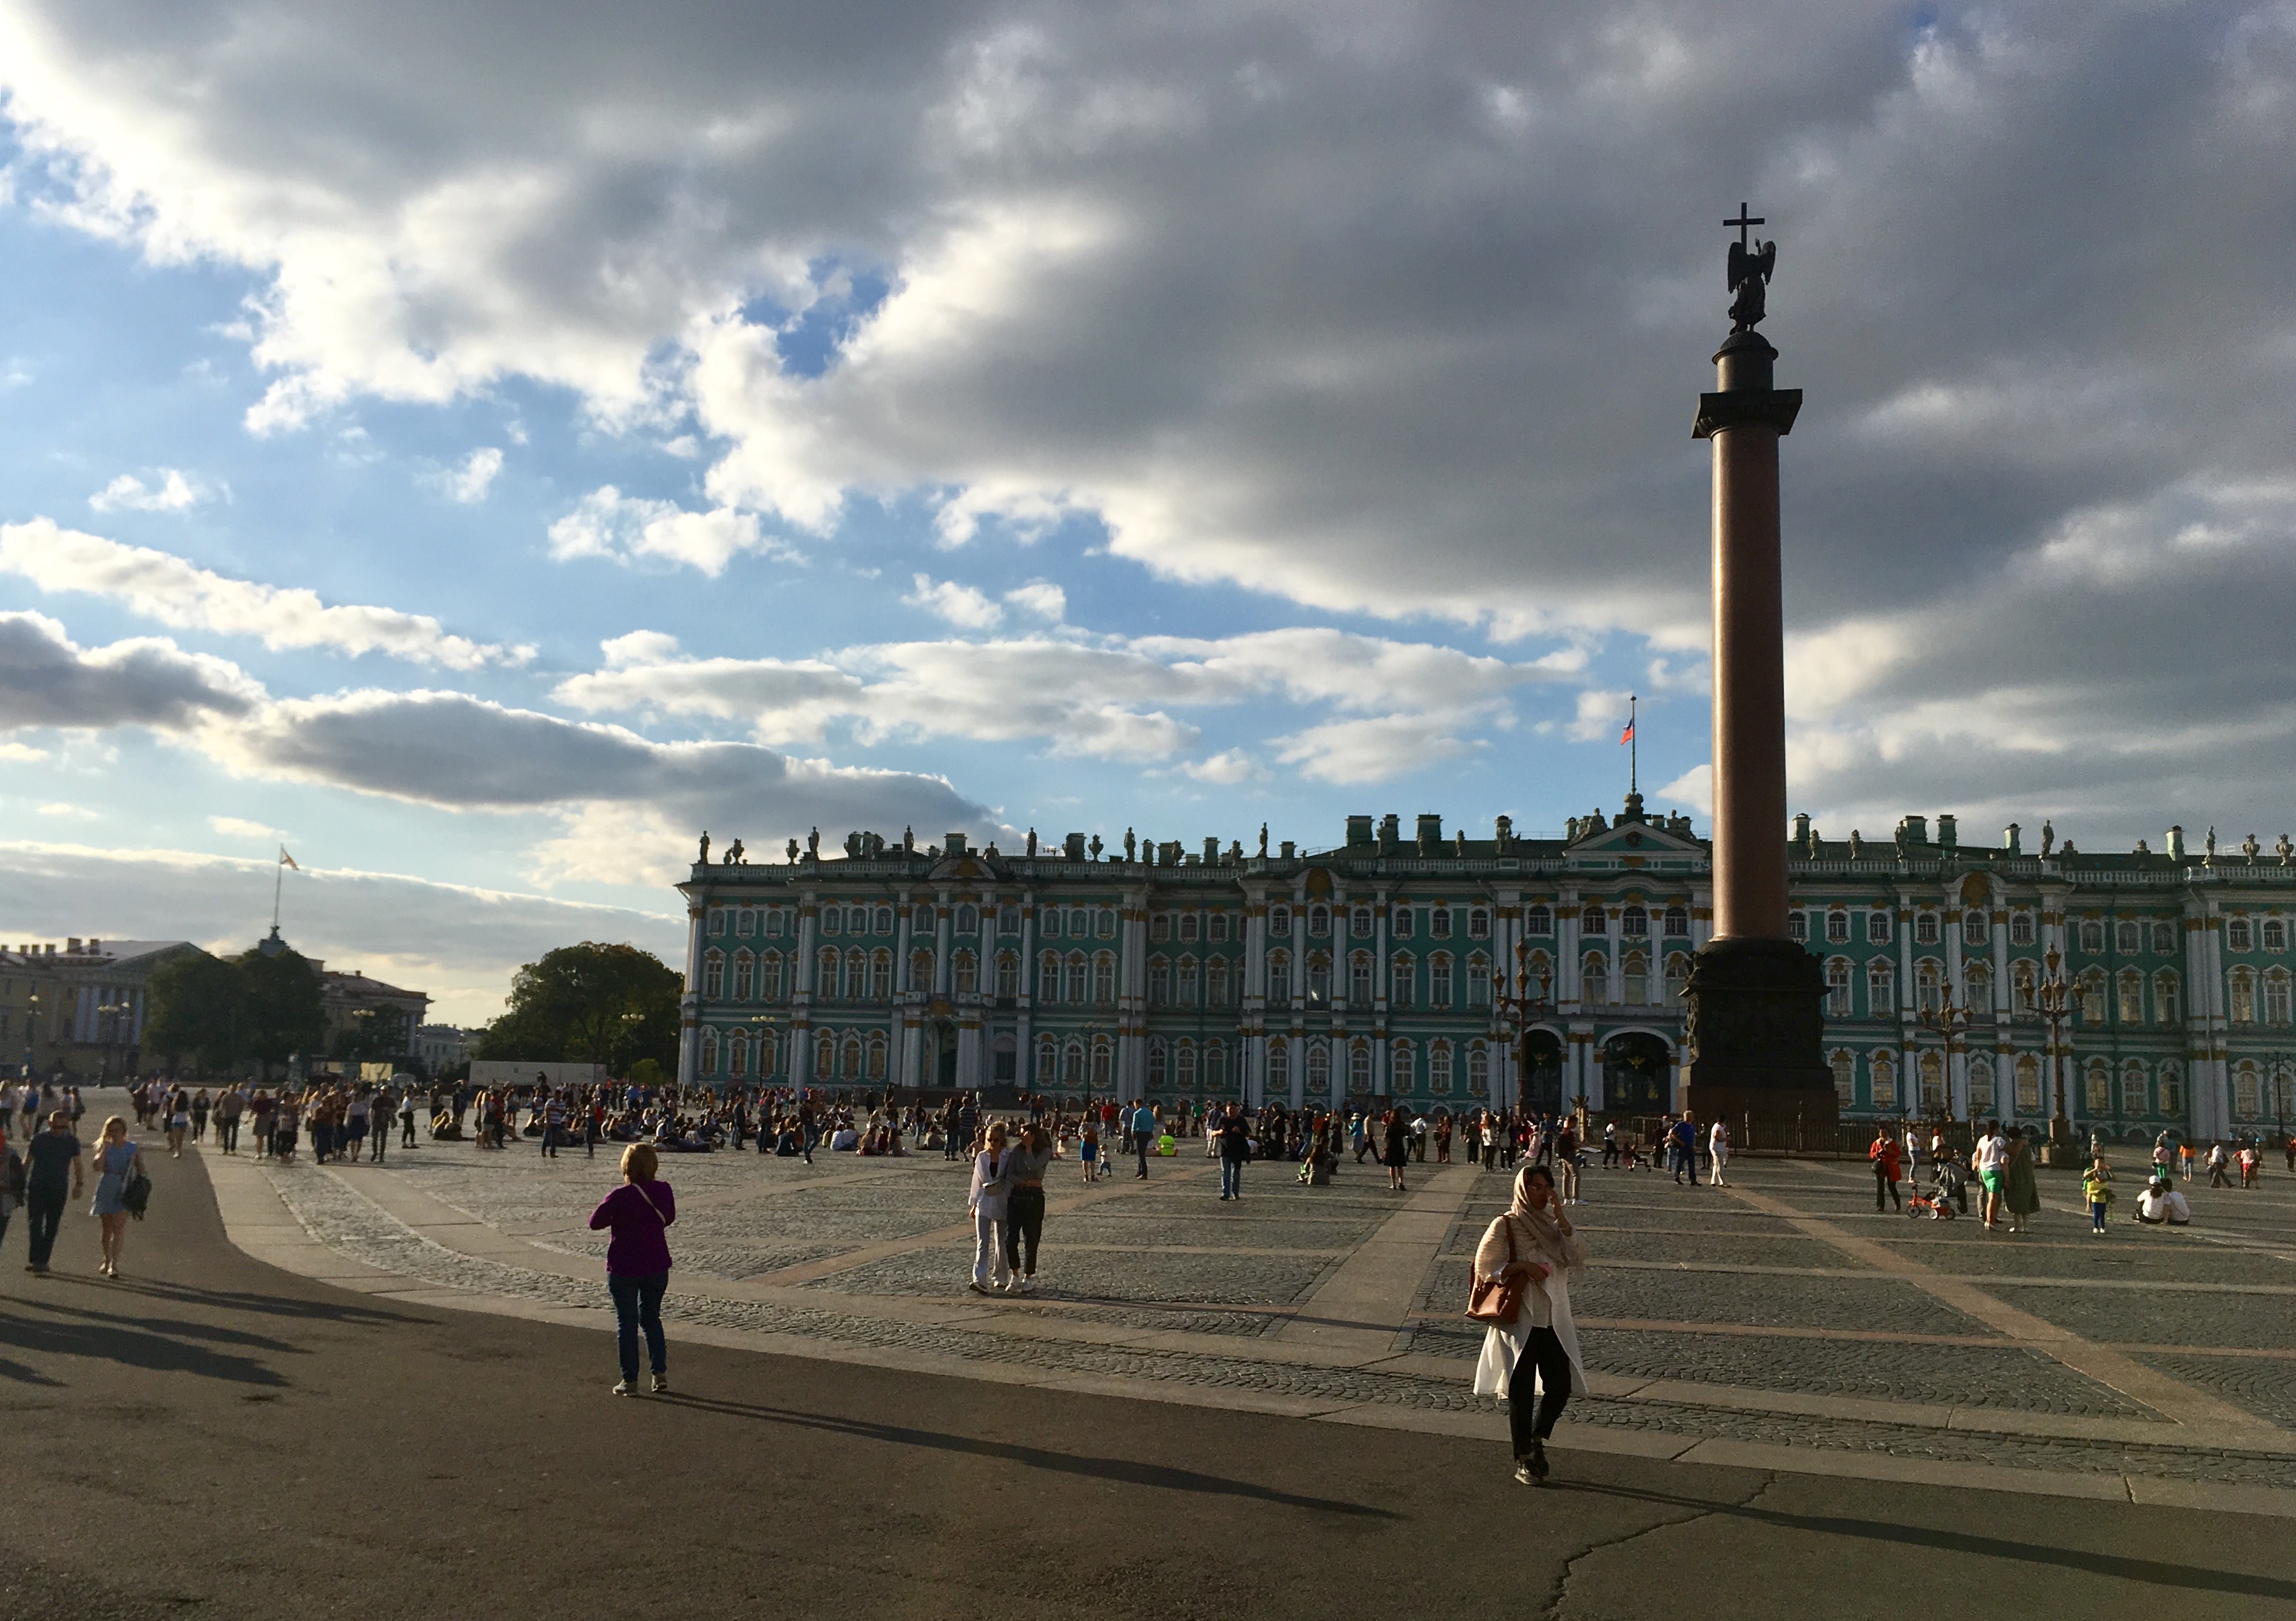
[676, 896, 706, 1087]
[2198, 899, 2229, 1140]
[893, 894, 913, 994]
[790, 898, 818, 1090]
[1558, 888, 1582, 1005]
[1945, 890, 1969, 1118]
[933, 895, 953, 997]
[1990, 876, 2014, 1124]
[1243, 893, 1266, 1105]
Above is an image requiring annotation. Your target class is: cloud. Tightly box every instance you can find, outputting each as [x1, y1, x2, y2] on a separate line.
[1181, 749, 1261, 785]
[553, 623, 1571, 776]
[546, 486, 792, 575]
[426, 446, 503, 503]
[903, 572, 1004, 629]
[36, 802, 97, 818]
[1004, 580, 1066, 622]
[206, 815, 278, 840]
[89, 468, 210, 513]
[0, 610, 263, 731]
[1272, 715, 1479, 785]
[0, 839, 687, 1024]
[0, 520, 534, 669]
[0, 741, 48, 763]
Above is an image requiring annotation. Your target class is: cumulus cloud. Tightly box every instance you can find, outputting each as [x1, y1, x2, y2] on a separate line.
[0, 610, 262, 731]
[0, 520, 534, 669]
[554, 623, 1572, 778]
[1004, 580, 1066, 622]
[11, 5, 2296, 830]
[206, 815, 278, 840]
[426, 446, 503, 503]
[89, 468, 211, 513]
[903, 572, 1004, 629]
[546, 486, 791, 574]
[0, 839, 687, 1024]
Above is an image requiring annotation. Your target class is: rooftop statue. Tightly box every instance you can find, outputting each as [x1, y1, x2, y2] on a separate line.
[1725, 205, 1776, 334]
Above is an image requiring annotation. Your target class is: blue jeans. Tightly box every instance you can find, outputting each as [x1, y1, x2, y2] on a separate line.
[608, 1271, 668, 1382]
[1220, 1158, 1242, 1198]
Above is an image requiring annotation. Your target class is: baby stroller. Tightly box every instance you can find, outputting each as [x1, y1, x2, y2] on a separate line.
[1907, 1160, 1961, 1221]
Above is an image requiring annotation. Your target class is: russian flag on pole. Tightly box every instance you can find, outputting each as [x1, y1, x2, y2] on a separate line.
[1619, 719, 1635, 744]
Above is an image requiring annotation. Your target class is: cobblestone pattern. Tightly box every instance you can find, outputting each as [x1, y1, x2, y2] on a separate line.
[1048, 1215, 1376, 1251]
[799, 1244, 1344, 1306]
[2133, 1354, 2296, 1431]
[1414, 1256, 1996, 1336]
[1886, 1241, 2293, 1286]
[1986, 1285, 2296, 1350]
[1442, 1231, 1859, 1271]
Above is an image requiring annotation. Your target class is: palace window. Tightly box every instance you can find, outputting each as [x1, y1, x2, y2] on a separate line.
[1915, 913, 1940, 946]
[1581, 905, 1606, 935]
[849, 905, 868, 934]
[1149, 1040, 1168, 1090]
[1429, 1042, 1452, 1095]
[1581, 953, 1608, 1006]
[1826, 959, 1852, 1018]
[2265, 918, 2289, 953]
[1621, 952, 1648, 1006]
[2084, 1059, 2110, 1114]
[817, 946, 840, 996]
[2160, 1063, 2185, 1116]
[845, 948, 866, 997]
[1868, 960, 1895, 1013]
[816, 1031, 836, 1077]
[1204, 1042, 1227, 1091]
[1036, 1037, 1058, 1085]
[1269, 906, 1292, 938]
[843, 1035, 863, 1079]
[2010, 912, 2034, 946]
[1788, 911, 1808, 942]
[2228, 918, 2255, 953]
[733, 953, 754, 1002]
[703, 953, 724, 998]
[2122, 1059, 2148, 1115]
[1176, 1043, 1197, 1090]
[1426, 953, 1451, 1006]
[1307, 955, 1330, 1004]
[1308, 906, 1331, 937]
[1868, 911, 1892, 945]
[2012, 958, 2038, 1015]
[954, 905, 977, 935]
[1151, 914, 1170, 943]
[1965, 961, 1991, 1011]
[820, 909, 841, 937]
[767, 910, 787, 937]
[998, 906, 1020, 937]
[2154, 971, 2180, 1025]
[2116, 920, 2141, 955]
[1390, 955, 1414, 1009]
[1621, 906, 1648, 937]
[1916, 961, 1943, 1014]
[1969, 1056, 1996, 1115]
[760, 1032, 779, 1077]
[2079, 919, 2104, 954]
[1870, 1051, 1896, 1109]
[707, 910, 727, 937]
[996, 952, 1020, 999]
[728, 1034, 748, 1077]
[1526, 905, 1553, 936]
[910, 949, 934, 989]
[1827, 911, 1850, 944]
[1663, 906, 1689, 937]
[1268, 1039, 1290, 1095]
[1098, 908, 1117, 938]
[1431, 907, 1453, 939]
[1208, 959, 1230, 1007]
[1210, 913, 1230, 944]
[1349, 953, 1374, 1004]
[952, 952, 977, 995]
[1095, 954, 1117, 1006]
[1066, 953, 1089, 1004]
[1830, 1050, 1855, 1105]
[2236, 1062, 2261, 1117]
[1391, 1040, 1415, 1094]
[2266, 968, 2292, 1026]
[1664, 952, 1691, 1004]
[1965, 911, 1989, 948]
[1352, 907, 1374, 938]
[1349, 1042, 1372, 1093]
[2118, 968, 2144, 1025]
[868, 1036, 887, 1082]
[876, 907, 895, 936]
[1179, 956, 1202, 1005]
[1180, 913, 1199, 944]
[1269, 951, 1292, 1005]
[1146, 960, 1168, 1006]
[1467, 955, 1491, 1007]
[914, 905, 934, 932]
[1469, 909, 1491, 940]
[1043, 909, 1063, 940]
[736, 909, 754, 937]
[2152, 921, 2178, 955]
[1092, 1041, 1112, 1088]
[1919, 1051, 1945, 1111]
[2230, 966, 2256, 1024]
[2016, 1053, 2041, 1113]
[1306, 1041, 1330, 1094]
[1392, 907, 1414, 938]
[2077, 970, 2106, 1024]
[1036, 949, 1061, 999]
[761, 952, 785, 1002]
[699, 1031, 719, 1073]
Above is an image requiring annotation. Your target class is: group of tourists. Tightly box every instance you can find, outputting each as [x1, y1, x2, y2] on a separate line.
[0, 1095, 148, 1279]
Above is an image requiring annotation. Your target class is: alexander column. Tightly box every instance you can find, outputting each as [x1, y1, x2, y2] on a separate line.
[1680, 207, 1836, 1132]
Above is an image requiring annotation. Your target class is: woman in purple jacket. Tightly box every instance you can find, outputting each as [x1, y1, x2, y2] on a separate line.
[588, 1142, 676, 1395]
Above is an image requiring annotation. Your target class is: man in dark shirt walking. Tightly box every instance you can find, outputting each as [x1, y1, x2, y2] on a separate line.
[25, 1110, 83, 1275]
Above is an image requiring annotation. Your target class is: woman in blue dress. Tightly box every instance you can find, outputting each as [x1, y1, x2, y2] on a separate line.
[89, 1116, 142, 1279]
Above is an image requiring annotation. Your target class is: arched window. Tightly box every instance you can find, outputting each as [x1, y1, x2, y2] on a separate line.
[1204, 1042, 1227, 1091]
[2159, 1062, 2185, 1116]
[760, 1031, 779, 1077]
[2010, 911, 2034, 946]
[766, 910, 786, 937]
[2015, 1053, 2041, 1113]
[1306, 1041, 1330, 1094]
[993, 952, 1019, 999]
[1830, 1050, 1854, 1105]
[2266, 967, 2292, 1026]
[1307, 953, 1330, 1004]
[1268, 1038, 1291, 1095]
[955, 904, 978, 935]
[2118, 1057, 2147, 1115]
[1915, 913, 1941, 946]
[821, 907, 841, 937]
[1868, 910, 1892, 945]
[1149, 961, 1170, 1005]
[2013, 959, 2037, 1016]
[733, 951, 755, 1001]
[1467, 1044, 1488, 1097]
[2228, 917, 2255, 952]
[1098, 907, 1117, 938]
[1390, 953, 1414, 1008]
[868, 1036, 887, 1081]
[1429, 1041, 1452, 1094]
[1178, 955, 1201, 1005]
[843, 1034, 863, 1078]
[1968, 1056, 1995, 1115]
[2077, 970, 2106, 1024]
[1308, 905, 1331, 938]
[845, 948, 866, 998]
[1065, 952, 1089, 1004]
[2083, 1057, 2110, 1114]
[1467, 955, 1491, 1007]
[1868, 959, 1895, 1012]
[1665, 952, 1692, 1005]
[726, 1033, 749, 1077]
[952, 951, 977, 995]
[1149, 1040, 1169, 1089]
[2115, 920, 2141, 954]
[703, 952, 724, 998]
[2079, 919, 2104, 954]
[2235, 1061, 2261, 1116]
[1430, 953, 1454, 1006]
[1269, 951, 1292, 1006]
[1062, 1042, 1084, 1087]
[1827, 910, 1851, 944]
[736, 909, 755, 937]
[1826, 958, 1851, 1018]
[1207, 959, 1230, 1007]
[914, 904, 935, 932]
[1180, 913, 1200, 944]
[1620, 906, 1648, 937]
[1919, 1050, 1945, 1110]
[816, 1030, 836, 1076]
[1916, 960, 1943, 1014]
[1043, 909, 1065, 940]
[1349, 952, 1374, 1004]
[699, 1030, 720, 1074]
[2266, 918, 2289, 953]
[1964, 911, 1989, 949]
[2153, 920, 2178, 955]
[1095, 953, 1116, 1005]
[817, 946, 840, 997]
[1091, 1040, 1112, 1087]
[1581, 905, 1607, 935]
[1965, 961, 1991, 1011]
[2154, 971, 2180, 1025]
[2117, 968, 2145, 1024]
[1581, 953, 1608, 1006]
[1391, 1040, 1415, 1093]
[1349, 1041, 1372, 1093]
[1525, 905, 1553, 936]
[875, 906, 895, 936]
[1038, 1036, 1058, 1085]
[1150, 913, 1170, 943]
[910, 949, 934, 990]
[1176, 1043, 1197, 1090]
[1622, 951, 1649, 1006]
[1036, 949, 1061, 999]
[2231, 966, 2256, 1024]
[871, 950, 893, 1000]
[1469, 909, 1490, 940]
[848, 905, 868, 934]
[1269, 906, 1292, 938]
[1352, 906, 1373, 938]
[1869, 1050, 1896, 1109]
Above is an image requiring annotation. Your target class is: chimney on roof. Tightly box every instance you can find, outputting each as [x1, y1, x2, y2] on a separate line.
[1937, 815, 1957, 850]
[2166, 825, 2185, 860]
[67, 938, 81, 952]
[2003, 822, 2021, 855]
[1415, 813, 1442, 854]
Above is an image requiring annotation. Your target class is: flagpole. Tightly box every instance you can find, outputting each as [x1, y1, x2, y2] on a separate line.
[1629, 694, 1638, 795]
[273, 848, 285, 931]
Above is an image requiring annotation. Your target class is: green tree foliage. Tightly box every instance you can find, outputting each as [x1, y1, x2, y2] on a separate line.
[476, 942, 680, 1078]
[143, 950, 240, 1075]
[330, 1004, 414, 1067]
[234, 946, 327, 1077]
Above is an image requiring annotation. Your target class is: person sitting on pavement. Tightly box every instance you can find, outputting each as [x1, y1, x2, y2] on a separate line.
[2135, 1178, 2191, 1227]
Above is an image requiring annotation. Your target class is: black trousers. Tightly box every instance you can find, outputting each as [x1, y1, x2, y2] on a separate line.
[1507, 1326, 1572, 1455]
[1874, 1166, 1901, 1209]
[1003, 1186, 1045, 1276]
[25, 1187, 66, 1270]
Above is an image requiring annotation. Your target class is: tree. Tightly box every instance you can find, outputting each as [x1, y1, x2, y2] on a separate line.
[144, 950, 240, 1076]
[331, 1005, 413, 1068]
[477, 942, 680, 1078]
[234, 946, 327, 1079]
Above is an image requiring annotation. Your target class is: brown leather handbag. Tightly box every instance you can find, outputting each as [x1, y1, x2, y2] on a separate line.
[1464, 1222, 1525, 1324]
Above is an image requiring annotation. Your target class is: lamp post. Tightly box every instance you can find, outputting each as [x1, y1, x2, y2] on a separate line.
[1493, 940, 1555, 1123]
[1918, 988, 1974, 1133]
[97, 999, 130, 1085]
[2037, 945, 2075, 1158]
[24, 990, 39, 1080]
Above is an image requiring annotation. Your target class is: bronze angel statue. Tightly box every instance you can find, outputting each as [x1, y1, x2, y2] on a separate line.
[1727, 235, 1777, 332]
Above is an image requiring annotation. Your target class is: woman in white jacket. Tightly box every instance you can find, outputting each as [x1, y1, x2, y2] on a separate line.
[967, 1122, 1013, 1295]
[1471, 1163, 1589, 1483]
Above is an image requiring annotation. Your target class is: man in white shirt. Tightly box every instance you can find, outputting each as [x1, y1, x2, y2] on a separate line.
[2136, 1178, 2190, 1226]
[1972, 1125, 2007, 1229]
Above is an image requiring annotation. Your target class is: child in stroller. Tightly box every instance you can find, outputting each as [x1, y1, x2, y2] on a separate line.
[1907, 1158, 1962, 1221]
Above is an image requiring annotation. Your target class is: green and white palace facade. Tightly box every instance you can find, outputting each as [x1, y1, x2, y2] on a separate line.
[674, 799, 2296, 1143]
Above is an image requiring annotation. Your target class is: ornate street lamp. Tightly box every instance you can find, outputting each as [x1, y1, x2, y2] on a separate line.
[24, 990, 39, 1080]
[1916, 987, 1974, 1129]
[97, 999, 131, 1085]
[1493, 940, 1556, 1123]
[2036, 945, 2075, 1155]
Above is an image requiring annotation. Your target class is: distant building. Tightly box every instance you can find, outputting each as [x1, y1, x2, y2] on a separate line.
[2, 937, 208, 1082]
[317, 967, 431, 1057]
[414, 1024, 472, 1071]
[671, 803, 2296, 1144]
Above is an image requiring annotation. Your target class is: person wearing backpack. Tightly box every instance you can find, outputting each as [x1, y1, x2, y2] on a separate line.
[587, 1142, 676, 1396]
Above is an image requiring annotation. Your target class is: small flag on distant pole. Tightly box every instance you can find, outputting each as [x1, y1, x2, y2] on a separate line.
[1621, 695, 1638, 795]
[279, 846, 299, 870]
[1618, 718, 1635, 745]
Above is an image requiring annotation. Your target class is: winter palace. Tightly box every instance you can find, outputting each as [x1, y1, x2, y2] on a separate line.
[672, 798, 2296, 1143]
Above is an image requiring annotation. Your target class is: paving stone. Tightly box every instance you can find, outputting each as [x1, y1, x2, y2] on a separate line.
[2133, 1354, 2296, 1430]
[1415, 1256, 1995, 1336]
[802, 1244, 1342, 1306]
[1987, 1285, 2296, 1350]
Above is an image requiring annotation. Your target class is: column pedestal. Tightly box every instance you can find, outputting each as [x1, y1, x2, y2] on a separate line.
[1680, 937, 1837, 1128]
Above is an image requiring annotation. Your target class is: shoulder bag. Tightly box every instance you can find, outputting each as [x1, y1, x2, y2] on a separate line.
[1464, 1220, 1525, 1324]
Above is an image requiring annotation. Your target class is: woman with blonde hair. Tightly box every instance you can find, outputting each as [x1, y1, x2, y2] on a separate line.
[89, 1116, 143, 1279]
[587, 1141, 676, 1396]
[1470, 1163, 1589, 1484]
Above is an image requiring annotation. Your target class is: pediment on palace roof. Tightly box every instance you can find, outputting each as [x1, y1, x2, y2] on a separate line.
[925, 850, 1008, 883]
[1567, 819, 1704, 857]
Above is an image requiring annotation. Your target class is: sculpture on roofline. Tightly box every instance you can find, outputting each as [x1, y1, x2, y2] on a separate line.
[725, 837, 745, 864]
[698, 831, 711, 865]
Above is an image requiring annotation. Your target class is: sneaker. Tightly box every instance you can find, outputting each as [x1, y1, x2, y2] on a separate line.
[1019, 1277, 1037, 1294]
[613, 1379, 637, 1396]
[967, 1280, 992, 1295]
[1513, 1461, 1537, 1486]
[650, 1373, 669, 1394]
[1527, 1440, 1550, 1480]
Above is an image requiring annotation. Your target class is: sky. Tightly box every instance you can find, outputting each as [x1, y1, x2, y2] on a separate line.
[3, 2, 2295, 1025]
